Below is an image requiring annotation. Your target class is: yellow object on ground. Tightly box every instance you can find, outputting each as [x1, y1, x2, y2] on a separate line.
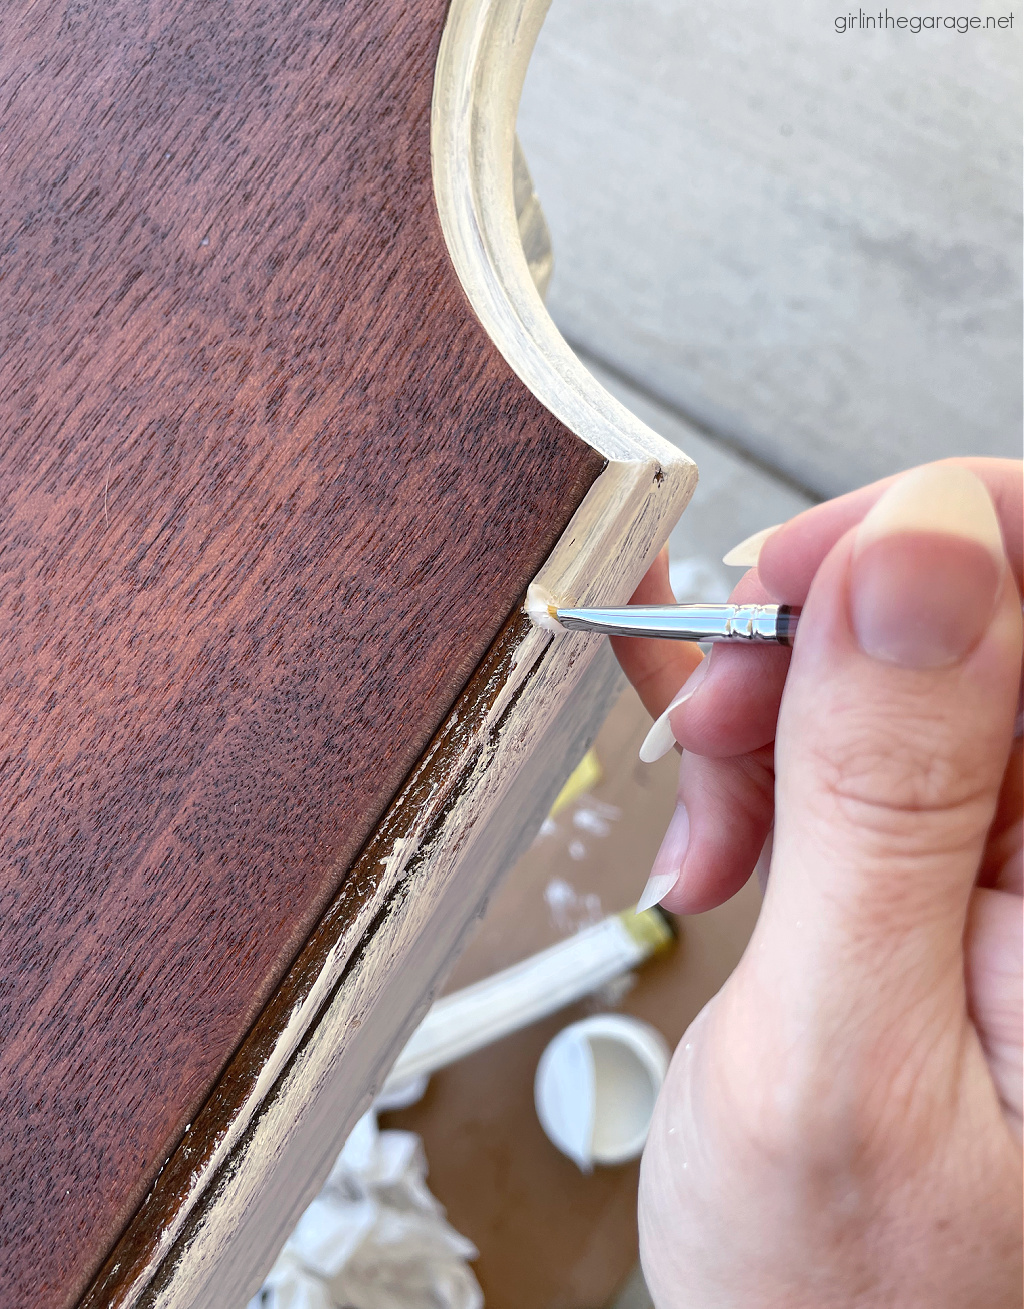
[619, 905, 675, 956]
[548, 748, 603, 818]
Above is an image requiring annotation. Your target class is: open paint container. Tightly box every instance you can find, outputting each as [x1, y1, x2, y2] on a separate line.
[534, 1014, 670, 1171]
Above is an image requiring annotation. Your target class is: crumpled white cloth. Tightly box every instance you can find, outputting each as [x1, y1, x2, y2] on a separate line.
[248, 1112, 483, 1309]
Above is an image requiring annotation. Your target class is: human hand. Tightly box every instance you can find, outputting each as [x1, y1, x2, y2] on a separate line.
[619, 461, 1023, 1306]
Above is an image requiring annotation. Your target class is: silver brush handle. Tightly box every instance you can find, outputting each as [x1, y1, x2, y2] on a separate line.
[554, 602, 800, 645]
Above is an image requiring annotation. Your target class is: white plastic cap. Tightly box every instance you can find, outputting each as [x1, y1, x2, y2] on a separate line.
[534, 1014, 670, 1171]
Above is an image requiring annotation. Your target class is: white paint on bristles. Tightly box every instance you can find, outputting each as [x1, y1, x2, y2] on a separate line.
[524, 581, 563, 632]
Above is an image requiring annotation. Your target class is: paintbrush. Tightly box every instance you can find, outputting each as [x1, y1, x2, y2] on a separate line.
[526, 585, 800, 645]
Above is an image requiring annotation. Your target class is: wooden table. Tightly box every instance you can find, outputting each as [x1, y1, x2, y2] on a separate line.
[0, 1, 695, 1305]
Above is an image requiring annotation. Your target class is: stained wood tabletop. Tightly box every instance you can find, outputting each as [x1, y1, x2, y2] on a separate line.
[0, 3, 604, 1304]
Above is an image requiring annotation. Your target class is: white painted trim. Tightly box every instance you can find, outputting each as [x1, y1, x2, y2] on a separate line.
[432, 0, 690, 472]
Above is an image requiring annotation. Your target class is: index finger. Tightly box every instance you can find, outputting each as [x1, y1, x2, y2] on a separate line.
[758, 458, 1022, 604]
[676, 458, 1021, 760]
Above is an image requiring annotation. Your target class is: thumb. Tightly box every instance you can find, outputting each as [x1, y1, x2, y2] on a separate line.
[759, 463, 1021, 1015]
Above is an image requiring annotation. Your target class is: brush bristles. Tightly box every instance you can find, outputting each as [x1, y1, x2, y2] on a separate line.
[525, 582, 564, 633]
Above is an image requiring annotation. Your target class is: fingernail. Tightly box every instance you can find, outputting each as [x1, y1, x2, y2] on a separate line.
[638, 658, 710, 763]
[637, 803, 690, 911]
[722, 523, 782, 567]
[851, 465, 1006, 669]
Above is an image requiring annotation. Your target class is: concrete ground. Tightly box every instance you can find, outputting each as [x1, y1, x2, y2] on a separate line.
[519, 0, 1021, 501]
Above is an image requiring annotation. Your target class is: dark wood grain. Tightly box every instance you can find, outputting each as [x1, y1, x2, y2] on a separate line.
[0, 3, 604, 1304]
